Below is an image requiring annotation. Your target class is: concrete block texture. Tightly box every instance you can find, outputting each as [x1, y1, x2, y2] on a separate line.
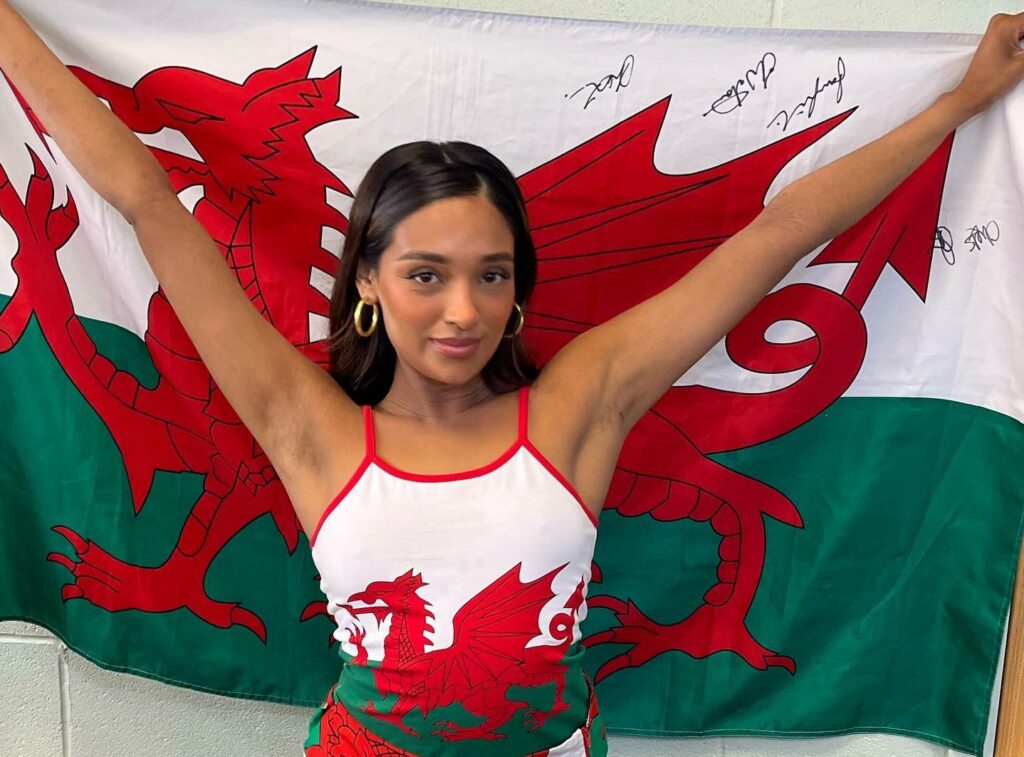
[369, 0, 1002, 32]
[368, 0, 775, 27]
[0, 621, 56, 637]
[0, 640, 63, 757]
[776, 0, 1004, 32]
[65, 651, 313, 757]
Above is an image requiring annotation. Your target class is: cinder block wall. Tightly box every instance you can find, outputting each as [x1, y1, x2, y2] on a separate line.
[0, 0, 1006, 755]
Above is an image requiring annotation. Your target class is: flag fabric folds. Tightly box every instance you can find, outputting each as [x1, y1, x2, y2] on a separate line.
[0, 2, 1020, 756]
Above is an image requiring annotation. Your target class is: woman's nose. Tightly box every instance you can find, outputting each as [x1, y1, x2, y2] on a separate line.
[444, 281, 480, 329]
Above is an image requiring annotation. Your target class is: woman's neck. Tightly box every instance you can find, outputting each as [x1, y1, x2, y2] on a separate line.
[377, 365, 496, 423]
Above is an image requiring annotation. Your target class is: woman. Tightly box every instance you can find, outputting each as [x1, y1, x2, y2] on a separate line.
[2, 2, 1023, 755]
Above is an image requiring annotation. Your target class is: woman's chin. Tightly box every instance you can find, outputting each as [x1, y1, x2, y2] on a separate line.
[424, 356, 491, 386]
[397, 340, 499, 386]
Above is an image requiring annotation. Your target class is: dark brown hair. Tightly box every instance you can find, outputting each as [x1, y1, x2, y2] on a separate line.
[327, 141, 539, 406]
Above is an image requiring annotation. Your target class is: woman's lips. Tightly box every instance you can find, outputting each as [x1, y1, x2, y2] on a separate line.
[430, 338, 480, 358]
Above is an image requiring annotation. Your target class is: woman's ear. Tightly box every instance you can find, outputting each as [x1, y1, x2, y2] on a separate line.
[354, 264, 377, 302]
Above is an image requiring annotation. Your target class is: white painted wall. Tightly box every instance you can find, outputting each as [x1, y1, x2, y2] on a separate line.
[0, 0, 1011, 755]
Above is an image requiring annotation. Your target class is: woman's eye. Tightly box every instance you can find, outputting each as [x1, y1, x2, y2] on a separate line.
[409, 271, 439, 284]
[408, 270, 509, 285]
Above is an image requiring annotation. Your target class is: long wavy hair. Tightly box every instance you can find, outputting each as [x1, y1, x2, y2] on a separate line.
[326, 141, 540, 406]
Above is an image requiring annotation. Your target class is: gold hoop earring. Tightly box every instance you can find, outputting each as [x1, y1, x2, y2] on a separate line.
[503, 302, 524, 339]
[354, 298, 378, 337]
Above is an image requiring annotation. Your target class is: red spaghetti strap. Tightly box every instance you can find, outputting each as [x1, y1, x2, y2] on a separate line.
[363, 405, 376, 459]
[309, 409, 377, 547]
[518, 384, 529, 443]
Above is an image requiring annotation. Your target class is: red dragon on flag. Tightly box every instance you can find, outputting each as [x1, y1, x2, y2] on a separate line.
[0, 46, 953, 691]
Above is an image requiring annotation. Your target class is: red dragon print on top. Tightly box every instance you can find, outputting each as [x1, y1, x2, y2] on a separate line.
[340, 565, 586, 738]
[303, 387, 602, 754]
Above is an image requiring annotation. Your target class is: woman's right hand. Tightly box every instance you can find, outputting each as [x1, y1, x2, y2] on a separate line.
[950, 12, 1024, 117]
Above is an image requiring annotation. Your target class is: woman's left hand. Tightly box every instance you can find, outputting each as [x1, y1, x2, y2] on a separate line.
[952, 12, 1024, 116]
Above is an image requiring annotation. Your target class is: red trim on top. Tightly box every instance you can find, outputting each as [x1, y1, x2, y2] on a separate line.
[308, 406, 375, 549]
[309, 387, 599, 544]
[369, 388, 527, 482]
[373, 443, 521, 482]
[522, 440, 600, 530]
[362, 402, 376, 458]
[517, 384, 529, 442]
[522, 383, 599, 529]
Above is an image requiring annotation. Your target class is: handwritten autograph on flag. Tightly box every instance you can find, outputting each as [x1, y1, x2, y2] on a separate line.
[702, 52, 777, 116]
[565, 54, 635, 109]
[934, 221, 1000, 265]
[700, 52, 847, 133]
[768, 56, 846, 131]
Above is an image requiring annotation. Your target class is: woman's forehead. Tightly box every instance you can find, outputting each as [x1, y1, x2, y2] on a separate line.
[383, 197, 515, 263]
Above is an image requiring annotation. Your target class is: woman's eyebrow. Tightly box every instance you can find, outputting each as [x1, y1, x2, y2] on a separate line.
[397, 251, 514, 263]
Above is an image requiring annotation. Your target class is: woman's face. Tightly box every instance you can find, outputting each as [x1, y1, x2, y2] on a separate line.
[357, 192, 517, 387]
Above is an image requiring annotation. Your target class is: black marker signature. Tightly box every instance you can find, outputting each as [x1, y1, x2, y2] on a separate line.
[934, 221, 1000, 265]
[768, 56, 845, 131]
[933, 226, 955, 265]
[703, 52, 777, 116]
[965, 220, 1000, 252]
[566, 54, 635, 110]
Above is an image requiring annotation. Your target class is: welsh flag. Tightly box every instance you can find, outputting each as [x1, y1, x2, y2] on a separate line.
[1, 2, 1020, 756]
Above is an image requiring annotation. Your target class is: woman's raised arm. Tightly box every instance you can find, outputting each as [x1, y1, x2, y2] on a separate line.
[538, 12, 1024, 436]
[0, 2, 359, 502]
